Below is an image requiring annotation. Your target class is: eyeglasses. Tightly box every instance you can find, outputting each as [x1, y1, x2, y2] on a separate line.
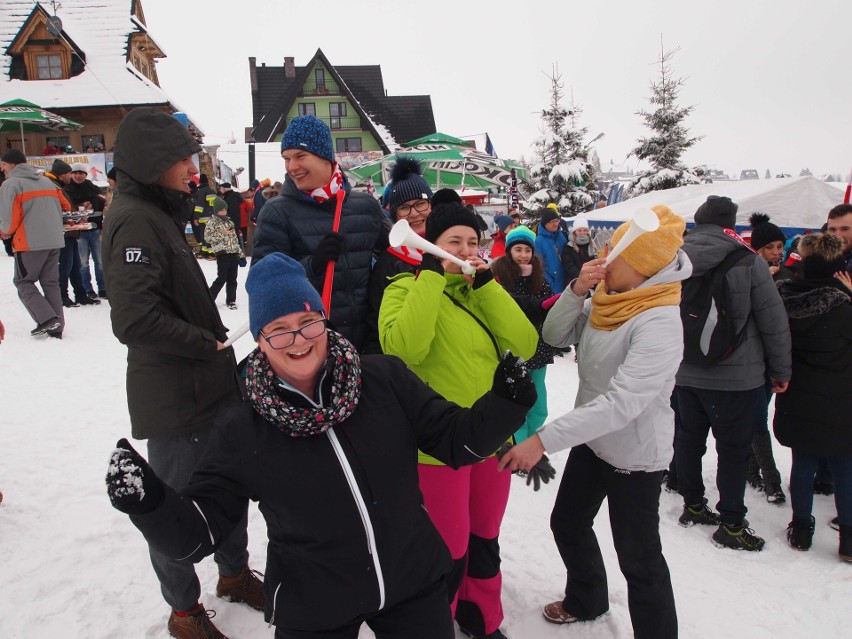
[260, 318, 328, 349]
[396, 199, 431, 217]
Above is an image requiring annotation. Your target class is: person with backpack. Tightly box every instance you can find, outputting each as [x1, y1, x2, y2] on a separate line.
[673, 195, 791, 552]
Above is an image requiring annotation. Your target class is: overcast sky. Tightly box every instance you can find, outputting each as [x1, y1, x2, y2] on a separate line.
[143, 0, 851, 180]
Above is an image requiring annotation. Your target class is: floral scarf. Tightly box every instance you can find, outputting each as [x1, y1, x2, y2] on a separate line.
[589, 281, 682, 331]
[306, 162, 344, 203]
[245, 330, 361, 437]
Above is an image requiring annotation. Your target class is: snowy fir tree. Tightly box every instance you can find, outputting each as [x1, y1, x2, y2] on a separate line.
[629, 42, 703, 195]
[527, 65, 600, 216]
[799, 167, 813, 177]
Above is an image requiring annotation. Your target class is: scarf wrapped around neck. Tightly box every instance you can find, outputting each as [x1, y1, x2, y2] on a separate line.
[305, 162, 344, 203]
[245, 330, 361, 436]
[589, 281, 682, 331]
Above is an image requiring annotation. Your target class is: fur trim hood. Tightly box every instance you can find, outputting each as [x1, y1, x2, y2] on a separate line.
[777, 280, 851, 320]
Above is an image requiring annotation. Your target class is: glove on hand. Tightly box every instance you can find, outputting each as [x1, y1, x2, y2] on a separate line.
[311, 232, 343, 275]
[541, 293, 561, 310]
[491, 350, 537, 407]
[106, 438, 164, 515]
[418, 253, 444, 276]
[471, 267, 493, 289]
[495, 443, 556, 492]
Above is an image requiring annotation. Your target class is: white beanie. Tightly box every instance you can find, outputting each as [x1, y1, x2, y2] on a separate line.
[572, 215, 589, 232]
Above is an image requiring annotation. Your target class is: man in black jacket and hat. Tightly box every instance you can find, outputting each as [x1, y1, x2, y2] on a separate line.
[102, 107, 262, 639]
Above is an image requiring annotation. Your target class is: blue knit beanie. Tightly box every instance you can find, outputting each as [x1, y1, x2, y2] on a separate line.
[281, 115, 335, 164]
[494, 215, 514, 233]
[246, 253, 325, 339]
[505, 226, 536, 252]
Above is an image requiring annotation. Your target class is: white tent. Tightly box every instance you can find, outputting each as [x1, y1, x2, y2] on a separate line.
[586, 177, 846, 231]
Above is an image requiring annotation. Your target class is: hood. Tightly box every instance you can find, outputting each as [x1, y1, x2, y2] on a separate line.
[777, 279, 851, 320]
[113, 108, 200, 187]
[9, 163, 42, 181]
[636, 249, 693, 289]
[682, 224, 753, 277]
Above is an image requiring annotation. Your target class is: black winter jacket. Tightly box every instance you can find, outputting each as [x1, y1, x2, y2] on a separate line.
[65, 178, 105, 229]
[102, 109, 241, 439]
[562, 242, 597, 283]
[773, 279, 852, 456]
[221, 189, 243, 230]
[129, 354, 530, 633]
[363, 247, 419, 354]
[252, 177, 389, 351]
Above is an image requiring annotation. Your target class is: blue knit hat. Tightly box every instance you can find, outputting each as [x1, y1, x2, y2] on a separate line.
[505, 226, 536, 252]
[281, 115, 335, 164]
[246, 253, 325, 339]
[494, 215, 514, 233]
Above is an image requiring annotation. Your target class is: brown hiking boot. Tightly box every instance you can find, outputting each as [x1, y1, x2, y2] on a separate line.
[216, 566, 265, 612]
[167, 605, 227, 639]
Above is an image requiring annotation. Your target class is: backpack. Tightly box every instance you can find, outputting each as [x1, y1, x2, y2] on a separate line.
[680, 248, 754, 367]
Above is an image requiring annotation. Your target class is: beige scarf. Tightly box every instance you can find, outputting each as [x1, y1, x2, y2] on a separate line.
[589, 281, 682, 331]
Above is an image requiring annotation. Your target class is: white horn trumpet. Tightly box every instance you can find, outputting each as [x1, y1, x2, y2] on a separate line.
[604, 208, 660, 266]
[222, 320, 250, 348]
[389, 219, 477, 275]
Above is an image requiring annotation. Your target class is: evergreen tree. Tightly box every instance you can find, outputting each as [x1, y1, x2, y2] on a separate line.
[528, 65, 600, 216]
[630, 42, 703, 195]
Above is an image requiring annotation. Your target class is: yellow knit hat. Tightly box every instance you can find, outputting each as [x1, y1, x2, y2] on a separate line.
[609, 205, 685, 277]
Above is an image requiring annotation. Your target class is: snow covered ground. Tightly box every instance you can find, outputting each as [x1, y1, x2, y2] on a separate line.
[0, 256, 847, 639]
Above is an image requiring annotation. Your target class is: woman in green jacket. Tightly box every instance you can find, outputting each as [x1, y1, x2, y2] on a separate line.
[379, 203, 538, 639]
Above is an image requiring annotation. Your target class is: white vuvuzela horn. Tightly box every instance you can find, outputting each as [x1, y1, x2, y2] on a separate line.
[604, 208, 661, 266]
[389, 219, 477, 275]
[222, 320, 250, 348]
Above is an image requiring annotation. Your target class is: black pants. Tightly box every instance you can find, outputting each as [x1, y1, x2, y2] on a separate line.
[274, 579, 453, 639]
[58, 235, 86, 301]
[674, 385, 762, 526]
[550, 445, 677, 639]
[210, 253, 239, 304]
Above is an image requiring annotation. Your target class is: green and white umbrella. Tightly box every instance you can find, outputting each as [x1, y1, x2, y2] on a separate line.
[0, 99, 82, 155]
[346, 132, 528, 192]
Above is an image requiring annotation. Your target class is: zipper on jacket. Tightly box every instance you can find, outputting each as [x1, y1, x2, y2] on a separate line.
[268, 582, 282, 628]
[326, 428, 386, 611]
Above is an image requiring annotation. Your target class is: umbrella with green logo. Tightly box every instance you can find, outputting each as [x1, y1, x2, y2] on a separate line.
[0, 99, 82, 155]
[346, 132, 528, 192]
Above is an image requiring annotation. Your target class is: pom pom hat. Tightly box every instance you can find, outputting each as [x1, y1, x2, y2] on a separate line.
[281, 115, 335, 164]
[694, 195, 738, 229]
[246, 253, 325, 339]
[505, 226, 536, 252]
[386, 156, 433, 217]
[749, 212, 786, 250]
[609, 205, 685, 277]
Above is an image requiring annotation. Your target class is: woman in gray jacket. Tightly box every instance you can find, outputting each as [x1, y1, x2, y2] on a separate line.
[499, 205, 690, 639]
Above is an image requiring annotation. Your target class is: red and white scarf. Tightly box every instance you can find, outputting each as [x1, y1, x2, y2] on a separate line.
[306, 163, 344, 203]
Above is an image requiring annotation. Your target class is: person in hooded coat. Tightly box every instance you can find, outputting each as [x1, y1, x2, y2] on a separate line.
[102, 107, 261, 638]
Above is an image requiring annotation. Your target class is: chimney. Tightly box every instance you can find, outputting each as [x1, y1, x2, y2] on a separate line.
[284, 57, 295, 79]
[248, 57, 258, 91]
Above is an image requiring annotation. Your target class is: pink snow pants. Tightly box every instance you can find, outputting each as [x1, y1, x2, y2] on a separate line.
[418, 456, 511, 636]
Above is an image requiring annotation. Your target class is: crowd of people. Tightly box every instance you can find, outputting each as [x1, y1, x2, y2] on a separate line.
[2, 110, 851, 639]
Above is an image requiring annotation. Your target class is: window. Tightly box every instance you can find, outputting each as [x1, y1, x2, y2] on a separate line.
[82, 134, 106, 152]
[336, 138, 362, 153]
[298, 103, 316, 116]
[45, 135, 70, 149]
[315, 68, 325, 91]
[36, 54, 63, 79]
[329, 103, 347, 129]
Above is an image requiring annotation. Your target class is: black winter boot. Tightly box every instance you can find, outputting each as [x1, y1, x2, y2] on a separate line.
[786, 516, 815, 551]
[746, 453, 763, 491]
[751, 432, 783, 497]
[840, 525, 852, 562]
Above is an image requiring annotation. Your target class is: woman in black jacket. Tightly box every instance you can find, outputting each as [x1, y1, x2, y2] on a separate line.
[773, 234, 852, 559]
[106, 252, 536, 639]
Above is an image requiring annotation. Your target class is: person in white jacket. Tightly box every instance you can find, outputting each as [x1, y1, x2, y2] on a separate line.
[498, 205, 691, 639]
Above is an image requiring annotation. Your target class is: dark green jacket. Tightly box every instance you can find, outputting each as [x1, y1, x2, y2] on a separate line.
[102, 107, 240, 439]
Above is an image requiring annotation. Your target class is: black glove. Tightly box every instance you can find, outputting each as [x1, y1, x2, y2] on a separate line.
[471, 267, 493, 289]
[106, 438, 164, 515]
[495, 443, 557, 492]
[418, 253, 444, 276]
[491, 350, 537, 407]
[311, 232, 343, 275]
[525, 454, 557, 491]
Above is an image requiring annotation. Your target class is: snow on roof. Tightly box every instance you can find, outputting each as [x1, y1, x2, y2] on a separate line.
[0, 1, 173, 110]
